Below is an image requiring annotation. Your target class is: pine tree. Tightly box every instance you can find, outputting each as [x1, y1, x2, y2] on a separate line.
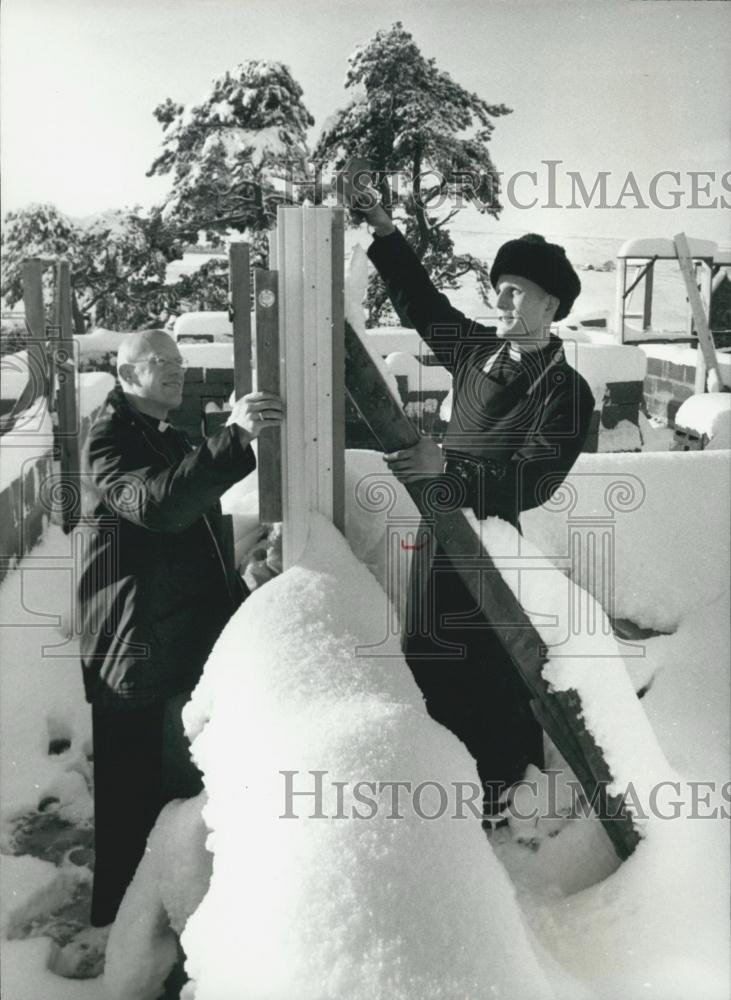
[1, 204, 185, 332]
[315, 22, 511, 324]
[148, 61, 314, 247]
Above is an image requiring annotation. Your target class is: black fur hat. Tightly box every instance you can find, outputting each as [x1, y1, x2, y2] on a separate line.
[490, 234, 581, 321]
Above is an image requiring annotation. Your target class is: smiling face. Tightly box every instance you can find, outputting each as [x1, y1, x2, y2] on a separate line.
[494, 273, 558, 344]
[117, 330, 186, 419]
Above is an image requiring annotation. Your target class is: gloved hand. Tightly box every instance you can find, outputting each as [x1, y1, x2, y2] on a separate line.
[226, 390, 284, 438]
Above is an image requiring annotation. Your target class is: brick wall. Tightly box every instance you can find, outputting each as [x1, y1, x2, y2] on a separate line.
[643, 355, 696, 426]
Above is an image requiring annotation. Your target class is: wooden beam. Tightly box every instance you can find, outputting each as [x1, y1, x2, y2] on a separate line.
[674, 234, 723, 392]
[343, 317, 641, 860]
[53, 261, 81, 533]
[229, 242, 252, 399]
[11, 259, 49, 420]
[278, 207, 308, 568]
[614, 258, 627, 344]
[330, 207, 346, 534]
[642, 260, 654, 331]
[254, 269, 282, 523]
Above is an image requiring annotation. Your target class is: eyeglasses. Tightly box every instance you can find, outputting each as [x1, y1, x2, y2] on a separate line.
[135, 355, 189, 370]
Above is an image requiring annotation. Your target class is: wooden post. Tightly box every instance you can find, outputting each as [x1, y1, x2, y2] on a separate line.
[330, 208, 346, 534]
[255, 269, 282, 523]
[229, 242, 253, 399]
[614, 257, 627, 345]
[674, 234, 723, 392]
[11, 259, 49, 420]
[276, 206, 345, 568]
[642, 260, 654, 331]
[54, 261, 81, 533]
[343, 317, 642, 861]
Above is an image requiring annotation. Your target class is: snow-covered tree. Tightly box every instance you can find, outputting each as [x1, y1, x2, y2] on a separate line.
[148, 61, 314, 245]
[1, 204, 185, 332]
[315, 22, 511, 324]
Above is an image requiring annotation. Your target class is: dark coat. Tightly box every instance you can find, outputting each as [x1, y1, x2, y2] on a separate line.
[78, 387, 256, 707]
[367, 229, 595, 800]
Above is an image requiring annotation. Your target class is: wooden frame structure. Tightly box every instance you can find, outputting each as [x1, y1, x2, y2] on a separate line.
[615, 235, 716, 351]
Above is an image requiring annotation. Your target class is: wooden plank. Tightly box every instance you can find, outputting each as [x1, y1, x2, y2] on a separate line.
[54, 262, 81, 533]
[278, 207, 308, 568]
[330, 207, 346, 534]
[674, 233, 723, 391]
[11, 259, 49, 420]
[343, 318, 641, 860]
[267, 230, 278, 270]
[642, 260, 654, 331]
[303, 207, 335, 521]
[614, 258, 627, 344]
[254, 269, 282, 523]
[229, 242, 252, 399]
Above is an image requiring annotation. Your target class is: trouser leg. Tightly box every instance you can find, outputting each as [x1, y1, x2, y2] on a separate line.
[160, 689, 204, 804]
[90, 701, 164, 927]
[404, 564, 544, 816]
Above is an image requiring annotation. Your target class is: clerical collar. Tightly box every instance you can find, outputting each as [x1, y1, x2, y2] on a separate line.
[509, 334, 562, 361]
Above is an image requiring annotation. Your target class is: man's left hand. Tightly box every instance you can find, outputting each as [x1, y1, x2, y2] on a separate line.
[383, 436, 444, 482]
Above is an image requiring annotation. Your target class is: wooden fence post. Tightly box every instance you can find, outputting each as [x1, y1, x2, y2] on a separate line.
[53, 261, 81, 533]
[10, 259, 49, 420]
[229, 242, 253, 400]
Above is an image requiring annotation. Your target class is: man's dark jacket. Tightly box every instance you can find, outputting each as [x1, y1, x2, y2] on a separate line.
[78, 387, 256, 707]
[367, 229, 595, 797]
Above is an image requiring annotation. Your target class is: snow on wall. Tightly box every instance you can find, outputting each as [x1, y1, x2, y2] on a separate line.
[673, 392, 731, 448]
[560, 341, 647, 409]
[0, 373, 115, 492]
[521, 450, 731, 632]
[178, 343, 235, 369]
[173, 312, 233, 339]
[180, 514, 555, 1000]
[640, 343, 731, 390]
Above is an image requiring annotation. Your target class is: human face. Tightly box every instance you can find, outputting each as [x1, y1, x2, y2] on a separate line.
[126, 337, 187, 416]
[494, 273, 555, 343]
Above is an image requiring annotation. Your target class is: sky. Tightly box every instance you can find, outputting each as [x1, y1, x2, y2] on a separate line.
[1, 0, 730, 245]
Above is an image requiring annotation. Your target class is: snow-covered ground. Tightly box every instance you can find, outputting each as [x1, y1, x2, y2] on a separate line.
[2, 443, 727, 999]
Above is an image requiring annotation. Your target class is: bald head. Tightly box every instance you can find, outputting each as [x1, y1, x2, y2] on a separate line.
[116, 329, 176, 375]
[116, 329, 186, 419]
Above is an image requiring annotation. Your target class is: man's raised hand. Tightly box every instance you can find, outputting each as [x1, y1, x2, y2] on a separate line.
[227, 391, 284, 440]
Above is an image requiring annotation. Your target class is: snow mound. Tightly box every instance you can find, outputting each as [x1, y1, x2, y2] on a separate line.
[674, 392, 731, 449]
[180, 514, 555, 1000]
[522, 450, 730, 632]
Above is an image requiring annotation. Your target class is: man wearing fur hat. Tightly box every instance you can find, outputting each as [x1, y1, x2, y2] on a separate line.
[349, 188, 595, 822]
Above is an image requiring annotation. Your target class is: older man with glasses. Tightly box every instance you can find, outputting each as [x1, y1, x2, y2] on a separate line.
[68, 328, 282, 971]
